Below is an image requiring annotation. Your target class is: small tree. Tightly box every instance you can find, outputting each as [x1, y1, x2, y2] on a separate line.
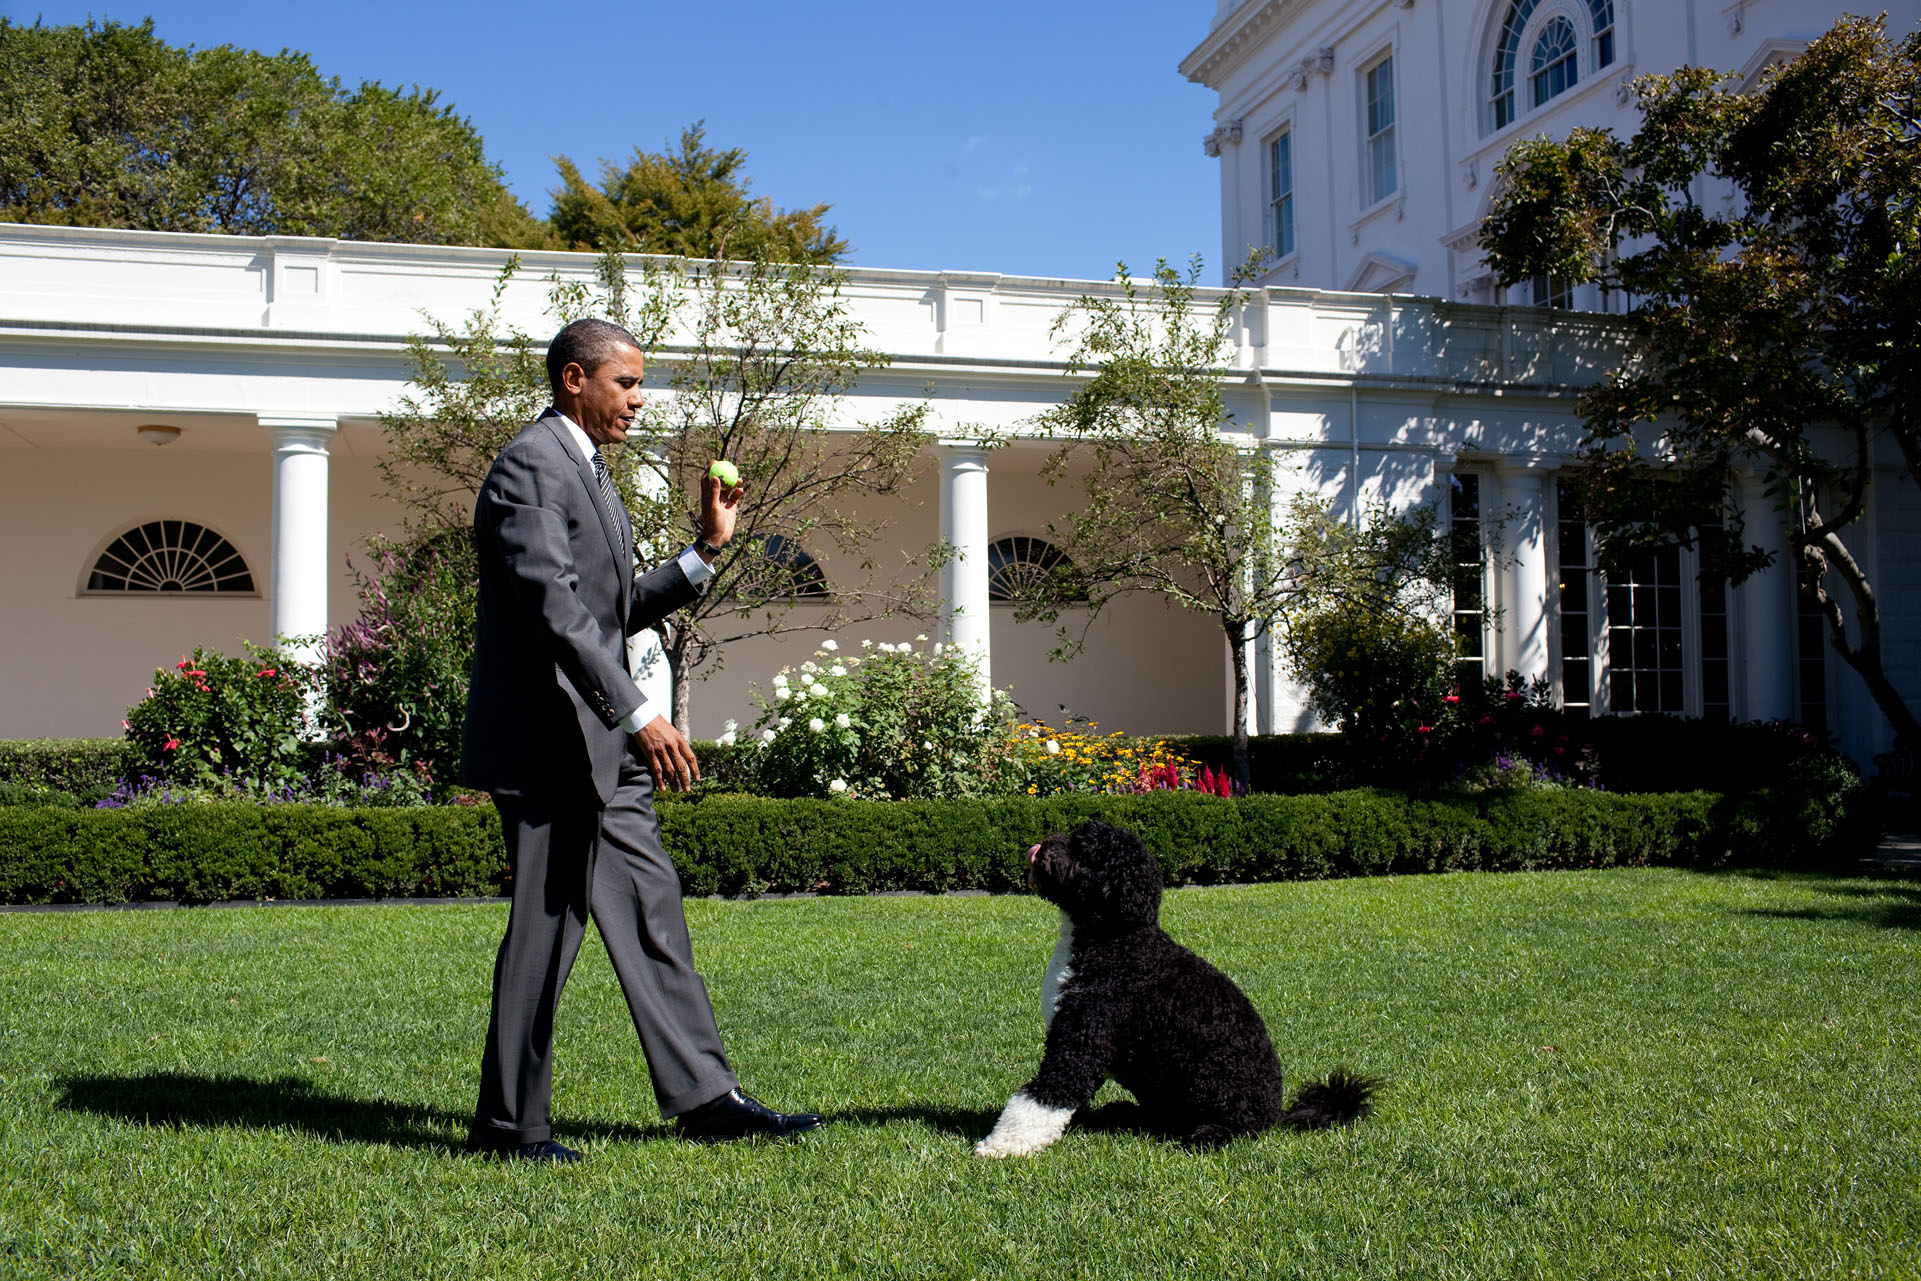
[551, 122, 846, 263]
[1027, 257, 1448, 786]
[379, 250, 932, 733]
[1479, 15, 1921, 744]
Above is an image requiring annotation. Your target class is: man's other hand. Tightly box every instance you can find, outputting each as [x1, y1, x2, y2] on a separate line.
[635, 714, 700, 792]
[699, 468, 745, 551]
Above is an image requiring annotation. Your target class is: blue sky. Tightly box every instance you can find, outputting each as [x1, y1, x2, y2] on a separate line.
[2, 0, 1226, 281]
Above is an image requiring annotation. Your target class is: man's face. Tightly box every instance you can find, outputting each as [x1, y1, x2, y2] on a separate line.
[561, 343, 646, 446]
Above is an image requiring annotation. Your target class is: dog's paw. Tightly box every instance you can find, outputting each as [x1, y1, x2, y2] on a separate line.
[975, 1091, 1073, 1158]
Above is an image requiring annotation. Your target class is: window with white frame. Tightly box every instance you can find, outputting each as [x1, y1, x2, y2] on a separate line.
[1268, 128, 1296, 260]
[1531, 271, 1573, 308]
[1488, 0, 1616, 134]
[1530, 15, 1579, 107]
[84, 520, 255, 594]
[1450, 473, 1488, 688]
[1364, 55, 1398, 205]
[1552, 490, 1733, 721]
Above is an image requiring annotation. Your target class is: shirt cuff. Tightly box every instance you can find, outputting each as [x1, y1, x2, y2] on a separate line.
[678, 544, 715, 587]
[617, 698, 655, 735]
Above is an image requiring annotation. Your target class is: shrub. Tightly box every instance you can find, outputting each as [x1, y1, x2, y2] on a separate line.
[123, 643, 318, 793]
[745, 638, 1017, 799]
[0, 739, 129, 797]
[319, 530, 476, 787]
[0, 785, 1867, 906]
[1286, 597, 1455, 746]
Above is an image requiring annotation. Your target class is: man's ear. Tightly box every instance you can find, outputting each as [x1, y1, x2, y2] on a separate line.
[559, 361, 587, 395]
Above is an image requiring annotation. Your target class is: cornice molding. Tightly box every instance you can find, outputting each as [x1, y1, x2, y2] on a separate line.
[1180, 0, 1300, 89]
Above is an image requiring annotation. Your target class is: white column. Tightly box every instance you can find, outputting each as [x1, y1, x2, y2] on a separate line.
[1739, 470, 1796, 721]
[1495, 461, 1551, 685]
[938, 441, 992, 701]
[260, 414, 338, 662]
[626, 450, 673, 716]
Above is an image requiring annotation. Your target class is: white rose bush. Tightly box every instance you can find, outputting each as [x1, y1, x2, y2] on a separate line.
[745, 637, 1017, 799]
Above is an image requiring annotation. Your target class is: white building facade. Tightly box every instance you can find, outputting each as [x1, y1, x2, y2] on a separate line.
[6, 222, 1914, 769]
[1184, 0, 1921, 305]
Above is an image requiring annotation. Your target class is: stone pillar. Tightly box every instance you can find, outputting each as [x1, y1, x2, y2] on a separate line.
[938, 440, 992, 701]
[1739, 470, 1796, 721]
[260, 414, 338, 663]
[1495, 461, 1552, 685]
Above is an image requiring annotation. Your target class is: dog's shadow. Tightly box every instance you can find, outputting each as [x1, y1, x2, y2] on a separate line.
[53, 1071, 1002, 1149]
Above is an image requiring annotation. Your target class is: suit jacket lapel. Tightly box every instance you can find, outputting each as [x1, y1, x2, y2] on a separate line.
[538, 412, 630, 629]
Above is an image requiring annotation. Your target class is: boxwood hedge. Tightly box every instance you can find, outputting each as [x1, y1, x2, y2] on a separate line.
[0, 784, 1862, 907]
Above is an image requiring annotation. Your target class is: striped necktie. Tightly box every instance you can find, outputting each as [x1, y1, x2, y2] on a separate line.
[590, 450, 625, 552]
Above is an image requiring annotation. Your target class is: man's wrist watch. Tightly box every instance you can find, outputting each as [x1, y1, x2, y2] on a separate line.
[695, 538, 724, 561]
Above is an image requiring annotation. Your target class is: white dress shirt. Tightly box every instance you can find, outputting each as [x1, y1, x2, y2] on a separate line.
[552, 410, 714, 733]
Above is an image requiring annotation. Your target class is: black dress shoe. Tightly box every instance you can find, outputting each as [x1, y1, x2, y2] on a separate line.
[467, 1136, 583, 1163]
[675, 1089, 823, 1143]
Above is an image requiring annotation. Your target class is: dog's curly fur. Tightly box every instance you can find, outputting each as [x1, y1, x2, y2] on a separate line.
[975, 820, 1376, 1156]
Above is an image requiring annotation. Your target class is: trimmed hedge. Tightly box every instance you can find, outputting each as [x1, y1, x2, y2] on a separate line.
[0, 785, 1863, 906]
[0, 739, 131, 797]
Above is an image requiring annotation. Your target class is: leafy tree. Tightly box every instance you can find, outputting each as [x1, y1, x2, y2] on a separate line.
[1026, 258, 1449, 786]
[380, 250, 931, 733]
[0, 17, 551, 248]
[1479, 15, 1921, 744]
[551, 122, 846, 263]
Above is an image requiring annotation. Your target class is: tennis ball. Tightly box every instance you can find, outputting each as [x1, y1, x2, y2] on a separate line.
[707, 459, 740, 487]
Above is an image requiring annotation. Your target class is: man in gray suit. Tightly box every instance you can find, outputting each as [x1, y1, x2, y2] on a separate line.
[460, 317, 820, 1162]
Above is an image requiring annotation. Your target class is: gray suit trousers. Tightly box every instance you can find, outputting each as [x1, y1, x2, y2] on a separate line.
[471, 747, 738, 1145]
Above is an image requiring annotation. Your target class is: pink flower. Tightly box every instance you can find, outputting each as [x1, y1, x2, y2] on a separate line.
[1477, 715, 1494, 726]
[257, 668, 277, 679]
[1443, 694, 1460, 704]
[1530, 724, 1545, 737]
[162, 737, 179, 751]
[176, 658, 191, 670]
[1505, 691, 1524, 702]
[121, 720, 130, 730]
[1417, 725, 1432, 735]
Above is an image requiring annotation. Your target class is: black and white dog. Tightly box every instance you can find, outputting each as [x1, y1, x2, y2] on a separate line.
[976, 820, 1376, 1156]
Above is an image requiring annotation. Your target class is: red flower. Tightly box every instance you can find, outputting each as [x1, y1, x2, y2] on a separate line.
[257, 668, 277, 679]
[1417, 725, 1432, 735]
[1505, 691, 1524, 702]
[1530, 724, 1545, 737]
[1443, 694, 1460, 704]
[1477, 715, 1494, 727]
[162, 737, 179, 751]
[176, 657, 191, 670]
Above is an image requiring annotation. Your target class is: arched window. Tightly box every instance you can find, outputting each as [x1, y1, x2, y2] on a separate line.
[987, 536, 1080, 602]
[732, 534, 829, 599]
[85, 520, 255, 594]
[1531, 16, 1579, 107]
[1488, 0, 1614, 132]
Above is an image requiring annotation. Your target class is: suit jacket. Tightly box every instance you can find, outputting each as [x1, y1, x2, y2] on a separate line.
[458, 410, 700, 805]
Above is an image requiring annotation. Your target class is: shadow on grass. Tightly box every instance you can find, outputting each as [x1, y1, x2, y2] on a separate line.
[53, 1071, 1000, 1148]
[1717, 873, 1921, 932]
[51, 1071, 664, 1152]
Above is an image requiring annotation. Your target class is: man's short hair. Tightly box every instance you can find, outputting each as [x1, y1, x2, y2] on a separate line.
[546, 318, 642, 391]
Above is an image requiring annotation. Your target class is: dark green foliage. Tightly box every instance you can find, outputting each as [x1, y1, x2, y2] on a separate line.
[122, 643, 317, 793]
[551, 122, 845, 262]
[0, 784, 1865, 906]
[0, 739, 130, 798]
[1480, 15, 1921, 744]
[0, 17, 551, 247]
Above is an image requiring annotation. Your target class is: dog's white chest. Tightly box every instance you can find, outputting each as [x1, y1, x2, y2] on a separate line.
[1041, 911, 1075, 1029]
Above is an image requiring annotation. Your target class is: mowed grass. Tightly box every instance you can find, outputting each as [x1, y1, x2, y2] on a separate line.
[1, 869, 1917, 1280]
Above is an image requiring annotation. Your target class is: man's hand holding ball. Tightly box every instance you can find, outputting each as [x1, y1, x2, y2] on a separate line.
[697, 460, 744, 564]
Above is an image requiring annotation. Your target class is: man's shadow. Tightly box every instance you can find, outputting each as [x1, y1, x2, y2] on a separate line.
[53, 1071, 1000, 1149]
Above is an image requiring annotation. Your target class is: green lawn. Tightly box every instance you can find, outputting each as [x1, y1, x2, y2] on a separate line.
[2, 869, 1917, 1279]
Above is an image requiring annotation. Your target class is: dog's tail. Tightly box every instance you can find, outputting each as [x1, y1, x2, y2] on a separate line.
[1278, 1067, 1379, 1130]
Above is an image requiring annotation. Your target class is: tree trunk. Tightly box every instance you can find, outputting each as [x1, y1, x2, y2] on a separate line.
[661, 626, 693, 738]
[1809, 551, 1921, 748]
[1226, 619, 1251, 792]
